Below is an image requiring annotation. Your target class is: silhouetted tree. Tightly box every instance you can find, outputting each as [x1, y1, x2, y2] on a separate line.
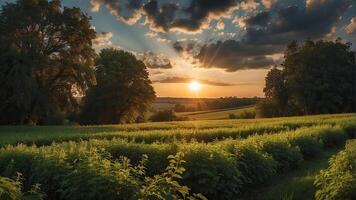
[0, 0, 96, 124]
[263, 66, 288, 115]
[80, 48, 156, 125]
[260, 39, 356, 117]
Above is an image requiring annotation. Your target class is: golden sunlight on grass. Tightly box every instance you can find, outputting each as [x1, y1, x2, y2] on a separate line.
[188, 80, 201, 92]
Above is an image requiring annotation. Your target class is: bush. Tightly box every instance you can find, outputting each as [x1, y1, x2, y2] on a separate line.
[150, 110, 187, 122]
[314, 140, 356, 200]
[0, 144, 204, 200]
[228, 111, 255, 119]
[255, 99, 283, 118]
[0, 176, 22, 200]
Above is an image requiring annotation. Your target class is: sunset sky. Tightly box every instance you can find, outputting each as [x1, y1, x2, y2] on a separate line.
[1, 0, 356, 97]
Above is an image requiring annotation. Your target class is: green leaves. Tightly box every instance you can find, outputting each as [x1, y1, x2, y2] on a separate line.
[0, 0, 96, 125]
[315, 140, 356, 200]
[80, 48, 156, 125]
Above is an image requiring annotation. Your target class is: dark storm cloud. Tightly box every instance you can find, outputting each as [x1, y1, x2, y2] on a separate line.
[170, 0, 238, 32]
[245, 0, 350, 45]
[243, 11, 270, 26]
[92, 0, 240, 32]
[195, 40, 278, 71]
[153, 77, 237, 86]
[142, 0, 179, 32]
[190, 0, 352, 71]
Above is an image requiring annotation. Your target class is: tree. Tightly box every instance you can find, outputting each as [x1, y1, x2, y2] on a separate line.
[80, 48, 156, 125]
[263, 39, 356, 116]
[0, 0, 96, 124]
[263, 66, 288, 115]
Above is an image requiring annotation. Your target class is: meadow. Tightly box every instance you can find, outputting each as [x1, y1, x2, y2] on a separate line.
[0, 113, 355, 199]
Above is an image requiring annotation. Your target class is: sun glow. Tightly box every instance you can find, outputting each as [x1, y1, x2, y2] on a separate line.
[188, 81, 201, 92]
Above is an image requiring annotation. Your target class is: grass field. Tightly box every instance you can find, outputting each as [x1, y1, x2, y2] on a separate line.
[177, 105, 255, 120]
[0, 113, 354, 199]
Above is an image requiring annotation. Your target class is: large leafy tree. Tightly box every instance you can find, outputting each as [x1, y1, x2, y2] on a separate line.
[0, 0, 96, 124]
[80, 48, 156, 125]
[262, 39, 356, 116]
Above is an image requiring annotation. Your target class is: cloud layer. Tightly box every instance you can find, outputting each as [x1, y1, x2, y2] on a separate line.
[173, 0, 352, 71]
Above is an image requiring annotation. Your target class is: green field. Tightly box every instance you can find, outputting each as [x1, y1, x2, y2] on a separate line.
[177, 105, 255, 120]
[0, 113, 355, 199]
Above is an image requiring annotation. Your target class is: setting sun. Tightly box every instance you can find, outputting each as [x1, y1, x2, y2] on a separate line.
[188, 81, 201, 92]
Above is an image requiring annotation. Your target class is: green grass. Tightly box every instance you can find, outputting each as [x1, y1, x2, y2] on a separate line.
[177, 105, 255, 120]
[250, 148, 341, 200]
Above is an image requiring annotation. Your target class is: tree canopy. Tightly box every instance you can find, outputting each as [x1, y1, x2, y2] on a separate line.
[80, 48, 156, 125]
[0, 0, 96, 124]
[260, 39, 356, 117]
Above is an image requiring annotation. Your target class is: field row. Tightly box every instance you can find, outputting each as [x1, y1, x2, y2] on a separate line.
[0, 122, 354, 199]
[0, 114, 353, 147]
[314, 139, 356, 200]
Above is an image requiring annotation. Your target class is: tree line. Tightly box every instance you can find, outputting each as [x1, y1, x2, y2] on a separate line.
[173, 97, 260, 112]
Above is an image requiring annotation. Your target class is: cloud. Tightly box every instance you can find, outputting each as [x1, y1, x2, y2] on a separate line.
[346, 17, 356, 34]
[90, 0, 120, 15]
[216, 20, 225, 30]
[195, 40, 279, 71]
[92, 32, 113, 47]
[153, 76, 238, 86]
[91, 0, 240, 33]
[244, 0, 350, 45]
[243, 11, 270, 26]
[261, 0, 278, 9]
[135, 51, 173, 69]
[187, 0, 351, 71]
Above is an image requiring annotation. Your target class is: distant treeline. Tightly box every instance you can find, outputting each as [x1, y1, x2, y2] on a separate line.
[170, 97, 260, 112]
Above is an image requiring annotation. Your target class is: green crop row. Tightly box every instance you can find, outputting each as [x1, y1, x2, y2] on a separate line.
[0, 123, 351, 199]
[93, 124, 353, 199]
[0, 144, 207, 200]
[314, 139, 356, 200]
[0, 114, 353, 147]
[0, 118, 353, 200]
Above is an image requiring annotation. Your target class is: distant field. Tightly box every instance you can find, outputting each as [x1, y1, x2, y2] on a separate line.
[0, 113, 354, 199]
[177, 105, 255, 120]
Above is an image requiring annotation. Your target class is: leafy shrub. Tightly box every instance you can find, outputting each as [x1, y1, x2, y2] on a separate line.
[0, 175, 22, 200]
[314, 140, 356, 200]
[0, 144, 204, 200]
[228, 111, 255, 119]
[234, 145, 277, 186]
[181, 144, 242, 200]
[255, 99, 282, 118]
[149, 110, 180, 122]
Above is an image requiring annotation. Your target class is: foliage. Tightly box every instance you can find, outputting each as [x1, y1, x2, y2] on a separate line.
[0, 0, 96, 125]
[0, 173, 45, 200]
[0, 175, 22, 200]
[0, 145, 204, 200]
[263, 39, 356, 116]
[80, 48, 155, 125]
[172, 97, 260, 112]
[315, 140, 356, 200]
[255, 99, 284, 118]
[228, 110, 255, 119]
[0, 114, 353, 199]
[149, 110, 185, 122]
